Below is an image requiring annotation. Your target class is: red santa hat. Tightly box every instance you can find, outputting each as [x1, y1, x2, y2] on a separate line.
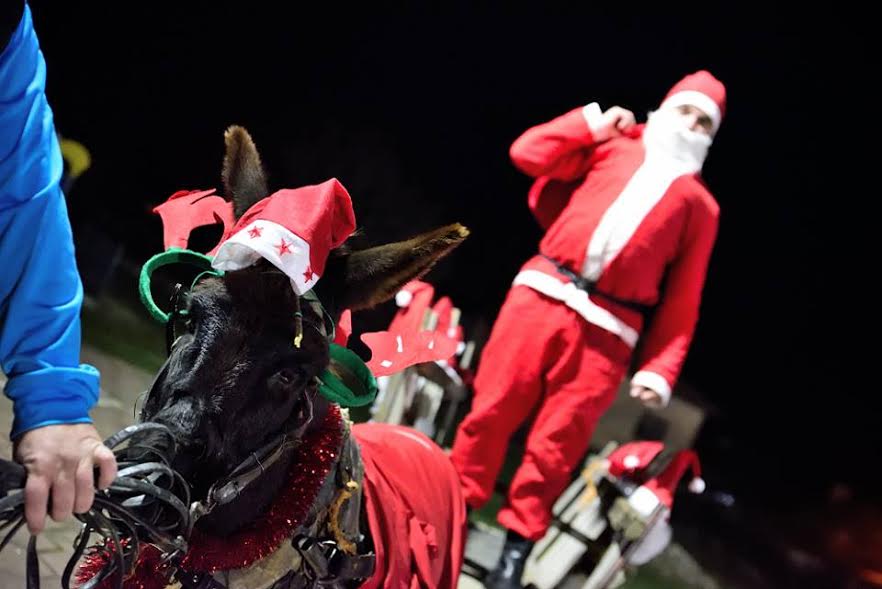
[211, 178, 356, 295]
[607, 441, 665, 476]
[659, 70, 727, 135]
[607, 442, 705, 510]
[644, 449, 706, 509]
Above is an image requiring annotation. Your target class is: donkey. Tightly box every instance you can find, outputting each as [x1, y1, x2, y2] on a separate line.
[127, 127, 469, 589]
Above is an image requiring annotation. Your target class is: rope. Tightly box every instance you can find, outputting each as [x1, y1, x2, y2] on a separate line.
[328, 480, 360, 555]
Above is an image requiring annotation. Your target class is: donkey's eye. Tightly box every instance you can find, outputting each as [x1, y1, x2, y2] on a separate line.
[271, 368, 306, 392]
[278, 369, 296, 384]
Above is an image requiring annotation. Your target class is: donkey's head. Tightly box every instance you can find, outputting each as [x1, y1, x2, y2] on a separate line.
[139, 126, 467, 534]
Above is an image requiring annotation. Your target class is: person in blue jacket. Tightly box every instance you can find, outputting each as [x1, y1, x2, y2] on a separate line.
[1, 1, 117, 535]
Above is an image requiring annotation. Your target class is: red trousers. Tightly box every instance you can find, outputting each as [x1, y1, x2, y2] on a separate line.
[450, 285, 631, 541]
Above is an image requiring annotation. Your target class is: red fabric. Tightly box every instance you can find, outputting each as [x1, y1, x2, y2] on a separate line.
[361, 280, 460, 377]
[449, 286, 630, 540]
[664, 70, 727, 119]
[334, 309, 352, 346]
[361, 330, 458, 377]
[509, 105, 719, 392]
[527, 176, 583, 231]
[388, 280, 435, 334]
[607, 443, 703, 508]
[644, 450, 702, 509]
[220, 179, 356, 277]
[152, 189, 236, 254]
[354, 423, 467, 589]
[607, 441, 665, 478]
[431, 297, 463, 347]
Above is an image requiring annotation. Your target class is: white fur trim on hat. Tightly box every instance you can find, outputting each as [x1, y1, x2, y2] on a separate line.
[212, 219, 318, 295]
[395, 289, 413, 307]
[688, 477, 706, 494]
[660, 90, 722, 134]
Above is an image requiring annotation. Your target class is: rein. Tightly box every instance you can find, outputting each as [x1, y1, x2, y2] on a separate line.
[0, 423, 192, 589]
[190, 388, 316, 522]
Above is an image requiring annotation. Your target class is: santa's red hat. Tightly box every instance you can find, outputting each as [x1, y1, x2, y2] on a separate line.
[211, 178, 356, 295]
[659, 70, 727, 135]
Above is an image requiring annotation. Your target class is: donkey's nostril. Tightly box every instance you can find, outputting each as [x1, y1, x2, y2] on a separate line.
[172, 388, 192, 400]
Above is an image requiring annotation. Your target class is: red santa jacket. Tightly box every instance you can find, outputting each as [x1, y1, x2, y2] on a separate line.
[509, 104, 720, 405]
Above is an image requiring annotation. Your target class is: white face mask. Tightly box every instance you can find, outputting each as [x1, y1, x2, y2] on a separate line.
[642, 108, 712, 171]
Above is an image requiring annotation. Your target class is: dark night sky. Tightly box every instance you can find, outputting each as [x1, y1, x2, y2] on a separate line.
[26, 3, 867, 505]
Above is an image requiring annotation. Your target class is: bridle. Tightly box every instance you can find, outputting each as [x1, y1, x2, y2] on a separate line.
[142, 256, 378, 587]
[156, 272, 333, 522]
[184, 377, 318, 525]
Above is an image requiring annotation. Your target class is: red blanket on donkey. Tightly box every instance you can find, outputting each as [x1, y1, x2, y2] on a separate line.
[355, 423, 467, 589]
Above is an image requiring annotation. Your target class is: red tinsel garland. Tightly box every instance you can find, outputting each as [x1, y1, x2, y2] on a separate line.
[76, 405, 344, 588]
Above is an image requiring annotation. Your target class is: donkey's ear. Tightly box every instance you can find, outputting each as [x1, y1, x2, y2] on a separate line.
[322, 223, 468, 312]
[222, 125, 269, 219]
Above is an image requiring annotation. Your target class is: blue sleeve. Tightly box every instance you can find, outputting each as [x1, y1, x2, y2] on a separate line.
[0, 3, 100, 439]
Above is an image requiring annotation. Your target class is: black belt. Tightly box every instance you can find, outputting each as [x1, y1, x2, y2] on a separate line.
[540, 255, 655, 317]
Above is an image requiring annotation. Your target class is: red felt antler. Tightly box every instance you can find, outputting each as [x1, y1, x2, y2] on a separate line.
[153, 189, 236, 254]
[361, 329, 459, 377]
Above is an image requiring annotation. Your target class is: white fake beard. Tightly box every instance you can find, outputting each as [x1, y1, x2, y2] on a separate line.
[642, 109, 712, 171]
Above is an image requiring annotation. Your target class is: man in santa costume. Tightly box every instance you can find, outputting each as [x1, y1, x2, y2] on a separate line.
[449, 70, 725, 588]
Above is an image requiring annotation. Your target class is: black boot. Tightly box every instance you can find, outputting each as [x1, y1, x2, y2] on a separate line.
[484, 529, 534, 589]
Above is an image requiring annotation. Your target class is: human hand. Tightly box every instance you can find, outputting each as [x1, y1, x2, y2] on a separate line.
[14, 424, 117, 534]
[601, 106, 636, 135]
[629, 384, 664, 409]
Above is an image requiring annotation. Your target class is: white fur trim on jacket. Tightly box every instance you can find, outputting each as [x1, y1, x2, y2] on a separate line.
[582, 102, 614, 141]
[631, 371, 672, 408]
[512, 269, 639, 348]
